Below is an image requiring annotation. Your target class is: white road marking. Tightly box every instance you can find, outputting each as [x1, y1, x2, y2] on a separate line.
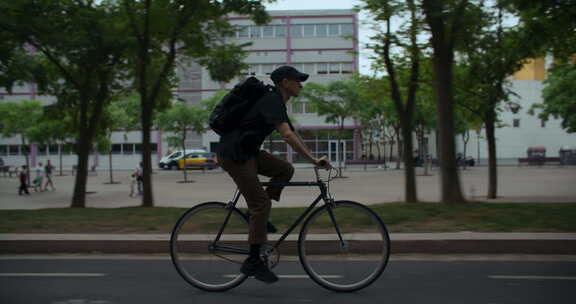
[489, 275, 576, 280]
[0, 273, 107, 277]
[224, 274, 343, 279]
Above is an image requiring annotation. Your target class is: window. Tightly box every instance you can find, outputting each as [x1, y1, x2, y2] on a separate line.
[302, 63, 315, 74]
[124, 144, 135, 154]
[305, 102, 316, 113]
[541, 119, 546, 128]
[341, 23, 354, 36]
[328, 24, 340, 36]
[238, 26, 249, 38]
[275, 25, 286, 37]
[111, 144, 122, 154]
[292, 101, 304, 114]
[250, 26, 262, 38]
[317, 63, 328, 74]
[249, 64, 258, 76]
[330, 63, 341, 74]
[303, 24, 315, 37]
[262, 64, 274, 75]
[0, 145, 6, 156]
[513, 119, 520, 128]
[38, 145, 48, 156]
[342, 62, 353, 74]
[316, 24, 328, 37]
[262, 25, 274, 37]
[290, 25, 303, 37]
[49, 144, 59, 155]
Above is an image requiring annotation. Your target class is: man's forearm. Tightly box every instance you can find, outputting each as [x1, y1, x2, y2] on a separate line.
[282, 132, 315, 163]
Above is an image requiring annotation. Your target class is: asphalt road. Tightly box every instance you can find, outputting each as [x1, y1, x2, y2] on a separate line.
[1, 256, 574, 304]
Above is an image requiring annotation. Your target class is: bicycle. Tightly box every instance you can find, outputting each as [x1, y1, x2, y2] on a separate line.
[170, 167, 391, 292]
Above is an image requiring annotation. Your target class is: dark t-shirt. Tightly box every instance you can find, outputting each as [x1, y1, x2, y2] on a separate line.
[217, 87, 293, 163]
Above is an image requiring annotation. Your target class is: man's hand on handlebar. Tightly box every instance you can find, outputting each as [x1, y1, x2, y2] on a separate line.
[314, 155, 331, 170]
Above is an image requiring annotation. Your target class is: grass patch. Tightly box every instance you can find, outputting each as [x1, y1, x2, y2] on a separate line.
[1, 203, 575, 233]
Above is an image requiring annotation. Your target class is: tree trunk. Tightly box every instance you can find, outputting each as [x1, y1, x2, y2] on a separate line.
[58, 143, 64, 176]
[485, 109, 498, 199]
[337, 119, 344, 177]
[431, 54, 466, 203]
[401, 122, 418, 202]
[423, 0, 467, 204]
[181, 132, 188, 182]
[71, 134, 91, 208]
[462, 129, 469, 170]
[140, 101, 155, 207]
[395, 129, 402, 170]
[108, 150, 115, 184]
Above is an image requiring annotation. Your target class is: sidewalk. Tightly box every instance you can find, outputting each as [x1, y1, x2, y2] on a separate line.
[1, 166, 575, 254]
[1, 166, 576, 209]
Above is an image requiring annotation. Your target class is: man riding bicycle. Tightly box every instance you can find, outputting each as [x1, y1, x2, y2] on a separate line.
[217, 66, 331, 283]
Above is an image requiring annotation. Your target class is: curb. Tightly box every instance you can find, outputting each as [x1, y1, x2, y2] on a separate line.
[1, 233, 575, 255]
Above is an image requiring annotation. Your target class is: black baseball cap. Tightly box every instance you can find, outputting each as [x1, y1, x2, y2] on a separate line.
[270, 65, 309, 83]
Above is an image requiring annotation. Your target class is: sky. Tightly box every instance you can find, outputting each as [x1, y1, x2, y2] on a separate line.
[265, 0, 378, 75]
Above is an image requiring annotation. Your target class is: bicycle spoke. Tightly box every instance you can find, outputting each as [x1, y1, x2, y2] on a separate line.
[170, 202, 249, 292]
[298, 201, 390, 292]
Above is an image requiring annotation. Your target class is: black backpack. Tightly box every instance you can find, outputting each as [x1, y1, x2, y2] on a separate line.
[209, 77, 273, 136]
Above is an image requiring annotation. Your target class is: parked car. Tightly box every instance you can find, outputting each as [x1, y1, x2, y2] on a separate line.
[177, 152, 219, 170]
[159, 149, 206, 170]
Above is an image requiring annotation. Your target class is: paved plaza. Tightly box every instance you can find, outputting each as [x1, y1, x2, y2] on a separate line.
[1, 165, 575, 210]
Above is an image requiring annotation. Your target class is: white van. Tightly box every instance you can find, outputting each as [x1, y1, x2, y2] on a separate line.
[159, 149, 206, 170]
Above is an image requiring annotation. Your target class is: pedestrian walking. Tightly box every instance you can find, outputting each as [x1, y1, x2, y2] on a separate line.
[135, 162, 143, 195]
[129, 173, 136, 197]
[18, 165, 30, 195]
[43, 160, 55, 191]
[35, 162, 44, 192]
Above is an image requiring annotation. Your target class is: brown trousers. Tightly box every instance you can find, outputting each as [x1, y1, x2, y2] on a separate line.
[220, 151, 294, 244]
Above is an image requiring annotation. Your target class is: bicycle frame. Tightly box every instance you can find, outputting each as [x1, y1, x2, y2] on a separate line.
[212, 168, 342, 255]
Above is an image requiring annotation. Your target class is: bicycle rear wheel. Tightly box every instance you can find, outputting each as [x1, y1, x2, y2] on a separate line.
[170, 202, 249, 292]
[298, 200, 390, 292]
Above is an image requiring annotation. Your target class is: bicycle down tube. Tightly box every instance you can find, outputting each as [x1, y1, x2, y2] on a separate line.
[211, 178, 333, 255]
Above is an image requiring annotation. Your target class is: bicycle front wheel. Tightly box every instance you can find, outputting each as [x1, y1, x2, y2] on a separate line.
[298, 200, 390, 292]
[170, 202, 249, 292]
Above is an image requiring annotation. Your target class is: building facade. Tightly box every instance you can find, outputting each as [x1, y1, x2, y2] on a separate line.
[176, 9, 361, 166]
[458, 57, 576, 164]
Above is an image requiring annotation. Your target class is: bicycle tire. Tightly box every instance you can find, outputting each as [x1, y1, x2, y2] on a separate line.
[170, 202, 249, 292]
[298, 200, 390, 292]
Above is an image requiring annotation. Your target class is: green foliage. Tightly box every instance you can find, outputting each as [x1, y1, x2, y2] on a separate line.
[300, 80, 360, 126]
[530, 63, 576, 133]
[0, 100, 43, 145]
[156, 100, 212, 148]
[504, 0, 576, 60]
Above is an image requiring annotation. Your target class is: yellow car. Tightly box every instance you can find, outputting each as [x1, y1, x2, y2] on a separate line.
[177, 152, 219, 170]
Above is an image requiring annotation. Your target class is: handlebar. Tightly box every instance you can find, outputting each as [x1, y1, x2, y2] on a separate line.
[313, 159, 332, 182]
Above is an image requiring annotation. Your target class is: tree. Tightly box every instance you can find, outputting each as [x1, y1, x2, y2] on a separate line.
[504, 0, 576, 61]
[0, 100, 43, 183]
[509, 0, 576, 133]
[361, 0, 425, 202]
[356, 75, 389, 169]
[454, 1, 533, 198]
[530, 63, 576, 133]
[28, 108, 75, 177]
[1, 0, 131, 208]
[156, 101, 211, 183]
[119, 0, 269, 207]
[422, 0, 468, 203]
[100, 94, 141, 184]
[300, 80, 360, 177]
